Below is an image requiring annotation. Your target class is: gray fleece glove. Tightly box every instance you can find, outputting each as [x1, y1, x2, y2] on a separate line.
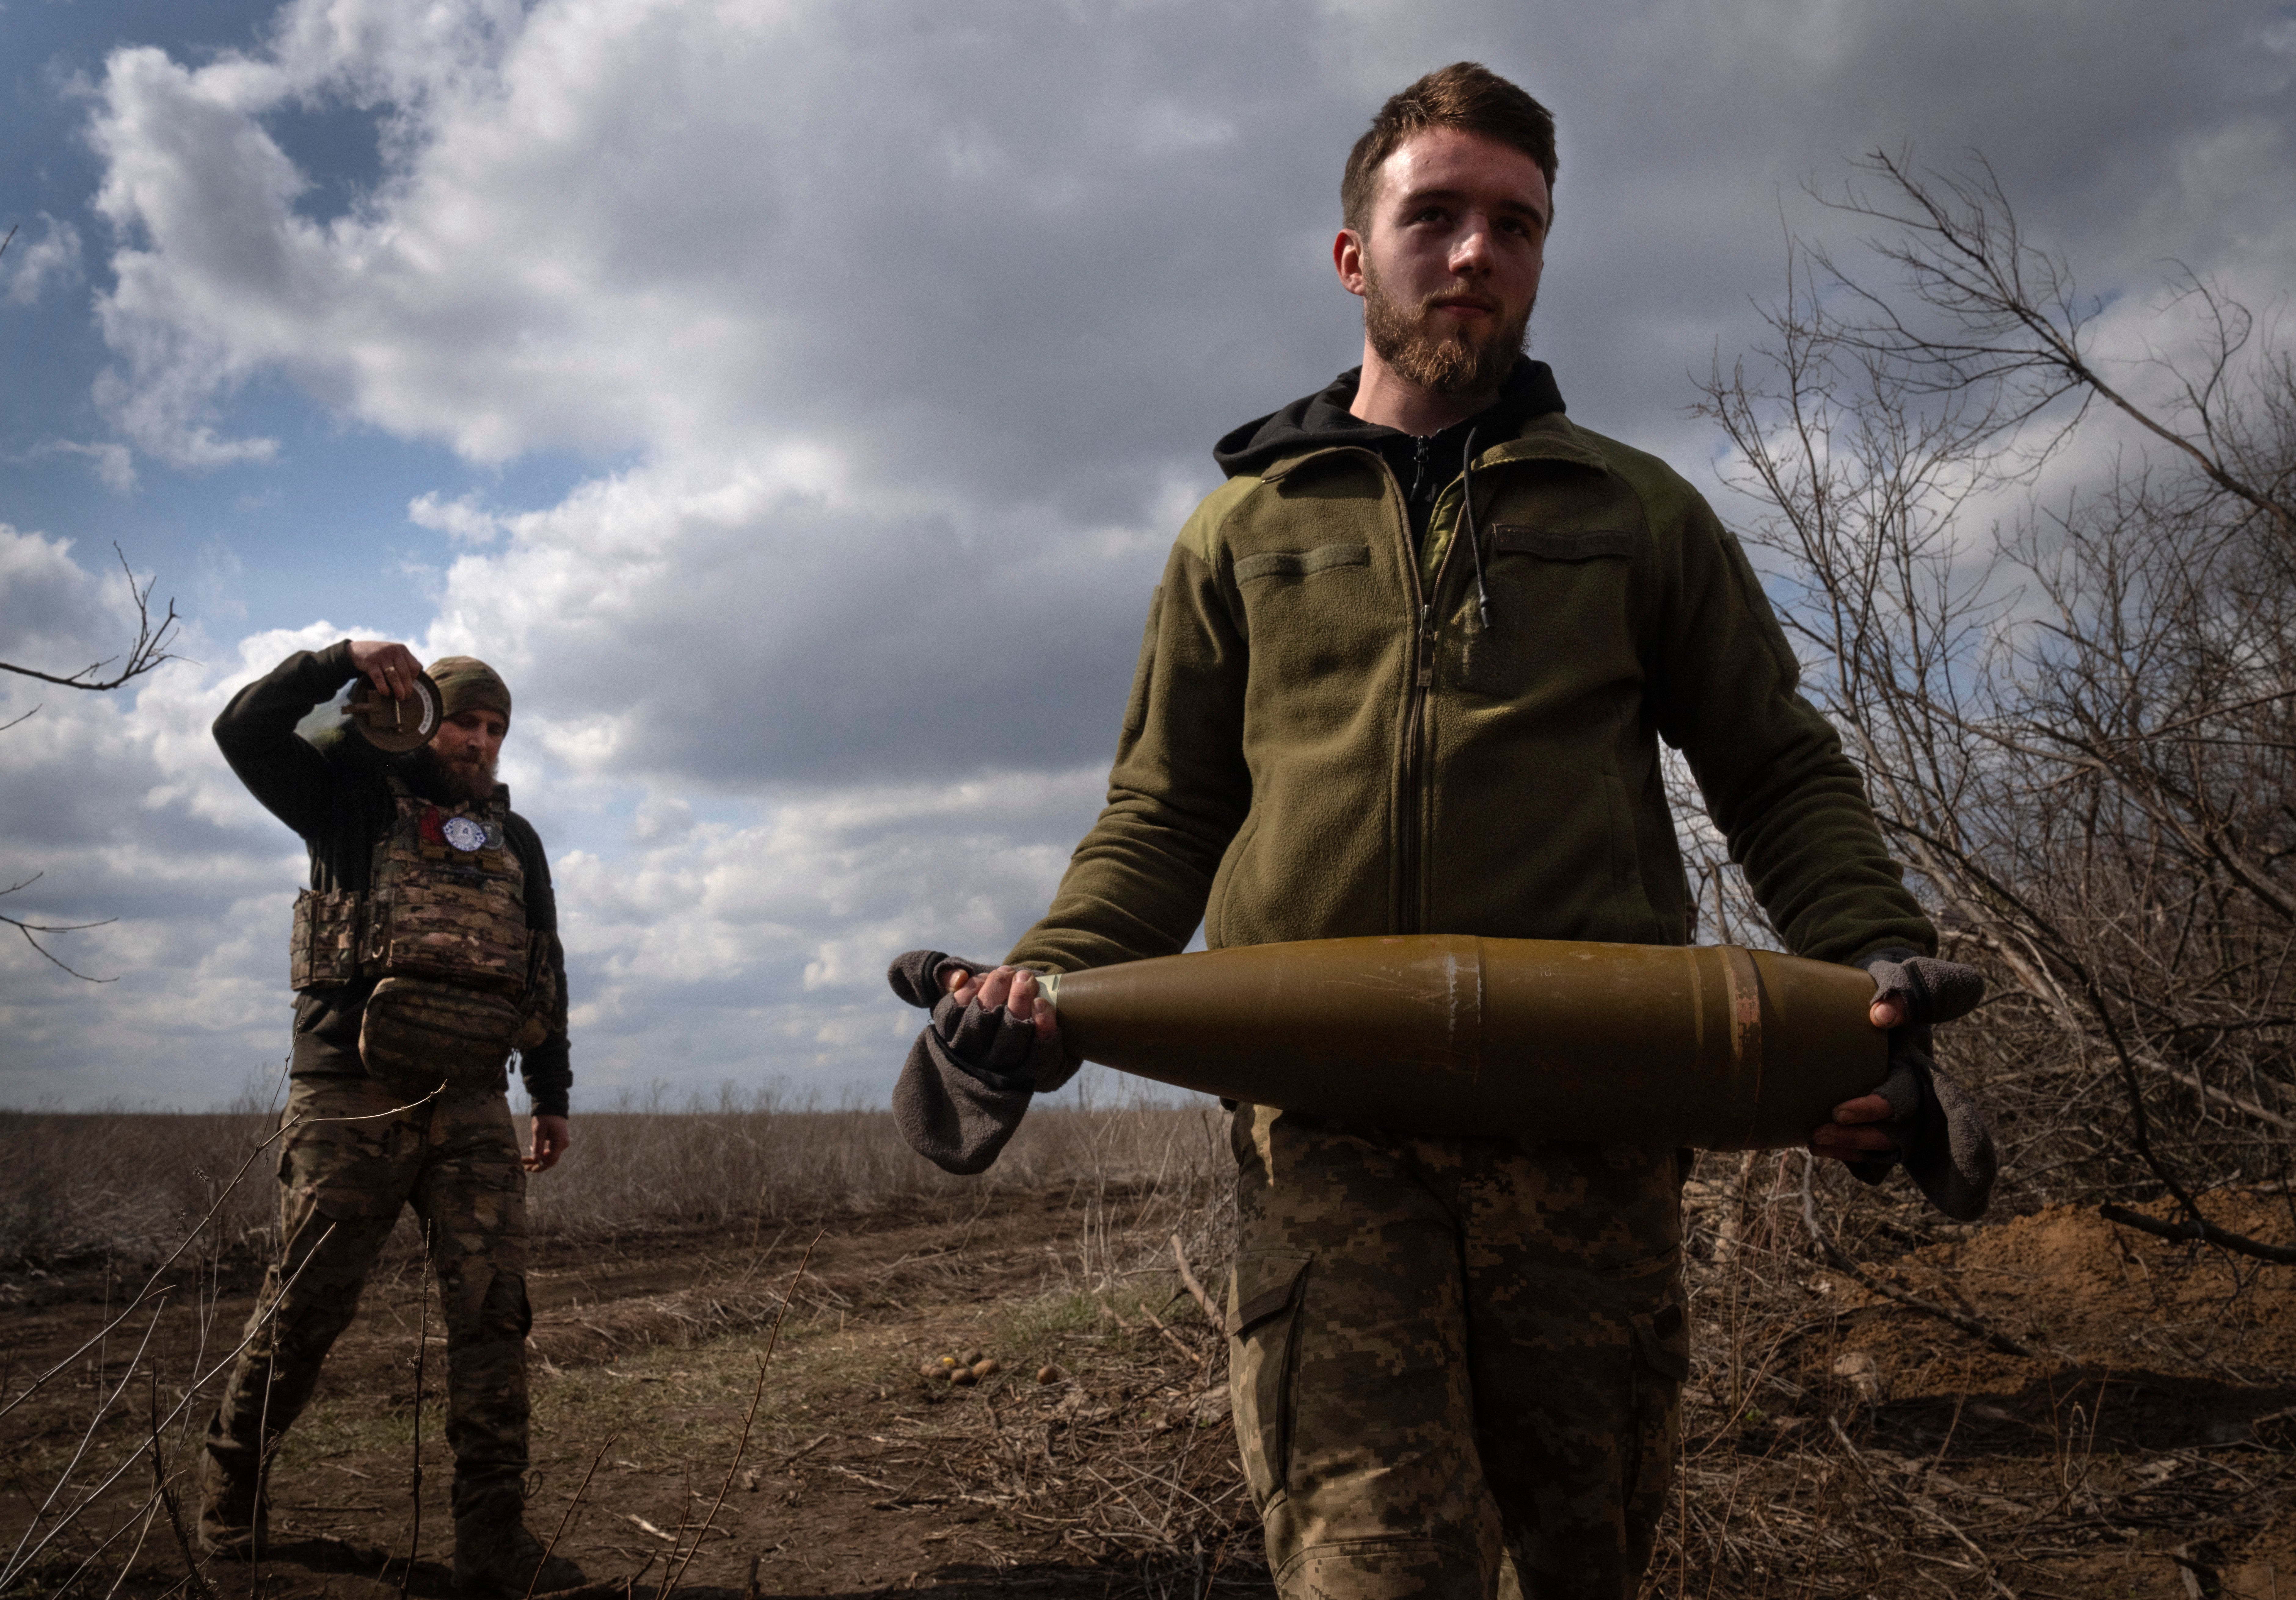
[887, 949, 1079, 1176]
[1848, 949, 1998, 1220]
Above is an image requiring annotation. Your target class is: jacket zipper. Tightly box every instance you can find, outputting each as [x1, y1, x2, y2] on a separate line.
[1407, 435, 1435, 509]
[1387, 459, 1472, 936]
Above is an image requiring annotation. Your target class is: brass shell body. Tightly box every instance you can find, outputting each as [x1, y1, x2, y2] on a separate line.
[1036, 936, 1883, 1150]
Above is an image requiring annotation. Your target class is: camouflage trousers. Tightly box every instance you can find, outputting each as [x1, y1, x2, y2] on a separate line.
[1225, 1104, 1689, 1600]
[205, 1073, 533, 1520]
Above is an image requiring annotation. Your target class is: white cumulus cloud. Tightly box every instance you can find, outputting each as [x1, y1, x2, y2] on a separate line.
[1, 215, 85, 307]
[12, 0, 2289, 1106]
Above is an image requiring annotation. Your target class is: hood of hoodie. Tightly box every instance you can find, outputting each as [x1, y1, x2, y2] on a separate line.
[1212, 358, 1567, 480]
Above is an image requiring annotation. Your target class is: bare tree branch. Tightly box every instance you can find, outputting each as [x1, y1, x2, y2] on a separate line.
[1814, 149, 2294, 536]
[0, 544, 182, 691]
[2099, 1202, 2296, 1265]
[2, 544, 183, 983]
[0, 873, 118, 983]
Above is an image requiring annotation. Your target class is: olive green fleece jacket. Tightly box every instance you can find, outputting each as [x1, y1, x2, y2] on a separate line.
[1007, 406, 1933, 973]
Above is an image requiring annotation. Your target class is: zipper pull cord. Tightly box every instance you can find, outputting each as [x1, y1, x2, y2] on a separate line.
[1461, 426, 1492, 630]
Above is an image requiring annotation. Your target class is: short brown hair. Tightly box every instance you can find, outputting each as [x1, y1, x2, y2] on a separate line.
[1341, 63, 1557, 236]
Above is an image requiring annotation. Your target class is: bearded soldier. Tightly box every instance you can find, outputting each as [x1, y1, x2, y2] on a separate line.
[887, 63, 1990, 1600]
[202, 639, 581, 1595]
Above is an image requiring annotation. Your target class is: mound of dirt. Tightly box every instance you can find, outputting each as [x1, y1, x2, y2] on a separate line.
[1839, 1194, 2296, 1385]
[1798, 1195, 2296, 1598]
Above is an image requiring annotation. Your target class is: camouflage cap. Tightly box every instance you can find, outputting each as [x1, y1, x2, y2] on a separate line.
[428, 656, 512, 724]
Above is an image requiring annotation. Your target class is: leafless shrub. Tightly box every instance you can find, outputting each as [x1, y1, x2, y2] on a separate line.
[1685, 150, 2296, 1260]
[530, 1076, 1229, 1245]
[0, 1077, 1230, 1273]
[0, 1107, 281, 1270]
[1642, 152, 2296, 1594]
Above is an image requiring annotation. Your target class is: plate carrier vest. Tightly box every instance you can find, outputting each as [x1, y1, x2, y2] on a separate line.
[289, 774, 556, 1084]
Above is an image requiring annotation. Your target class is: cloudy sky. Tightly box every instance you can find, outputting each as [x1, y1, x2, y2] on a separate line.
[3, 0, 2291, 1110]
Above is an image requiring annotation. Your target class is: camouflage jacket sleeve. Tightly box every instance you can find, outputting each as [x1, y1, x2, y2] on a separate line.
[505, 810, 573, 1118]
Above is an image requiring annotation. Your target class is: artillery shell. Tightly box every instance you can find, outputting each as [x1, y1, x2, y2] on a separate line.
[1030, 935, 1884, 1151]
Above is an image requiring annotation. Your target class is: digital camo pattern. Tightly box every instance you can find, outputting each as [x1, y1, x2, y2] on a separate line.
[289, 888, 363, 989]
[1225, 1104, 1689, 1600]
[359, 775, 530, 995]
[205, 1074, 534, 1528]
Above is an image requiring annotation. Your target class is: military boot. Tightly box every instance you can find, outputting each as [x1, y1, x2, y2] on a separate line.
[195, 1424, 267, 1558]
[451, 1494, 585, 1595]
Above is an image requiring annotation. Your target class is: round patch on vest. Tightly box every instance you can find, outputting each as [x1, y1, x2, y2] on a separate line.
[441, 815, 488, 853]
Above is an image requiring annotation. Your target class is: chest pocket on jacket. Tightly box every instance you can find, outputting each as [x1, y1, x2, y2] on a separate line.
[1235, 543, 1369, 583]
[1457, 524, 1637, 699]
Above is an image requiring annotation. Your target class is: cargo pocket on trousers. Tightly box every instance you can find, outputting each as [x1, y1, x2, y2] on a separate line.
[455, 1262, 532, 1344]
[1226, 1250, 1312, 1514]
[1626, 1293, 1690, 1519]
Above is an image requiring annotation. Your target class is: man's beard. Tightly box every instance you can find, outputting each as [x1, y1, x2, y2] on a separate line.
[1362, 264, 1533, 398]
[415, 744, 498, 803]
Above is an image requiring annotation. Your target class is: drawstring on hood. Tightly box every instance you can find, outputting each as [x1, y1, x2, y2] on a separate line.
[1461, 426, 1492, 630]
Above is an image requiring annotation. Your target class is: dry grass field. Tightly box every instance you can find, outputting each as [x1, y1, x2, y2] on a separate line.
[4, 1085, 2295, 1599]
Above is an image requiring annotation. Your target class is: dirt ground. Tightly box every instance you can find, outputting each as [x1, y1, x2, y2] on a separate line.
[6, 1174, 2296, 1598]
[4, 1183, 1257, 1600]
[1666, 1174, 2296, 1599]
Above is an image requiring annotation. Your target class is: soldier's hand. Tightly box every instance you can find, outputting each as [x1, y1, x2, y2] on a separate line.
[349, 639, 425, 701]
[1809, 1093, 1895, 1161]
[1808, 991, 1913, 1161]
[526, 1115, 571, 1172]
[1812, 954, 1988, 1165]
[944, 963, 1065, 1081]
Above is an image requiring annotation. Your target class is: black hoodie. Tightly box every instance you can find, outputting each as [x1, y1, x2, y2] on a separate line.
[1212, 359, 1568, 546]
